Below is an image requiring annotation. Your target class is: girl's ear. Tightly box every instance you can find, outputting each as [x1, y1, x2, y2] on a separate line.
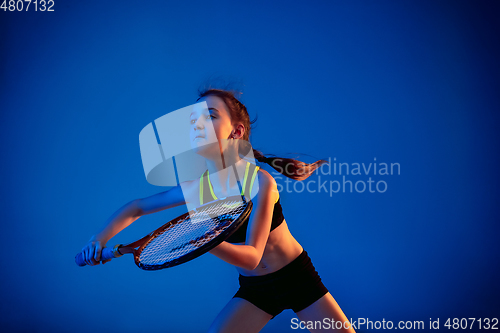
[233, 123, 245, 139]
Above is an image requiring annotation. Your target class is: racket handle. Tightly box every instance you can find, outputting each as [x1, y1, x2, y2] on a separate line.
[75, 246, 119, 267]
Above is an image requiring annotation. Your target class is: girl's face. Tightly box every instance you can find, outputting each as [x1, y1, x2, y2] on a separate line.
[190, 95, 240, 157]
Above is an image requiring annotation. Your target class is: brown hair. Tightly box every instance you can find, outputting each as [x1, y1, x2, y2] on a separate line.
[196, 87, 327, 181]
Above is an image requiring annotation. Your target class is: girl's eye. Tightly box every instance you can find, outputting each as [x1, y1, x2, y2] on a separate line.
[190, 115, 214, 124]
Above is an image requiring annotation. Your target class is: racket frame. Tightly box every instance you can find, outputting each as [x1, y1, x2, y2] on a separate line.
[117, 194, 252, 270]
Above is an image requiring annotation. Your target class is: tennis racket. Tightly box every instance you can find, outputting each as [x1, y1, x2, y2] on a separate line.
[75, 195, 252, 270]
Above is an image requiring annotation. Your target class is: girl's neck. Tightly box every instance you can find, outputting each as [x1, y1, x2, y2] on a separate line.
[205, 156, 247, 196]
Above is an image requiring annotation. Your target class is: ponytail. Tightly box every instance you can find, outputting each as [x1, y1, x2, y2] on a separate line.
[252, 148, 328, 181]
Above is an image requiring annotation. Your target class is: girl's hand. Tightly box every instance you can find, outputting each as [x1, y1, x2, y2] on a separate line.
[81, 236, 111, 266]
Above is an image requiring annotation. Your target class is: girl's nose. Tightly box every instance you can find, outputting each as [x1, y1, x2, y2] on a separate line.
[194, 116, 205, 129]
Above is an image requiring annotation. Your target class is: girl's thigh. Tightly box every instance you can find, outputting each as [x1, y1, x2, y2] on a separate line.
[207, 297, 273, 333]
[295, 292, 356, 333]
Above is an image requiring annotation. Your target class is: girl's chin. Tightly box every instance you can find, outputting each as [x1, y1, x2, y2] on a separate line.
[191, 139, 210, 149]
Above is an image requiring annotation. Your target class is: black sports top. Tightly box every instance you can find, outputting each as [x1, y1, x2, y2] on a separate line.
[199, 161, 285, 244]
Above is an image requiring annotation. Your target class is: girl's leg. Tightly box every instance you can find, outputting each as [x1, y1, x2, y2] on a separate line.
[207, 297, 273, 333]
[295, 292, 356, 333]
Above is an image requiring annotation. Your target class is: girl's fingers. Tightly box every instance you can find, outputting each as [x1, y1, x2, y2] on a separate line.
[84, 248, 91, 265]
[87, 249, 93, 265]
[81, 241, 109, 266]
[90, 246, 98, 265]
[88, 246, 94, 265]
[94, 242, 101, 262]
[83, 247, 88, 265]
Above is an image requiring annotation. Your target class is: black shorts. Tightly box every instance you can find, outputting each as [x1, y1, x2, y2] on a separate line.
[232, 250, 329, 319]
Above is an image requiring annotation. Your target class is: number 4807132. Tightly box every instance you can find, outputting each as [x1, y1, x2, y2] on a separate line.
[1, 0, 55, 12]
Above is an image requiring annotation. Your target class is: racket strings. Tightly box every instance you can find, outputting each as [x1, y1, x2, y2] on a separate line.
[138, 199, 247, 268]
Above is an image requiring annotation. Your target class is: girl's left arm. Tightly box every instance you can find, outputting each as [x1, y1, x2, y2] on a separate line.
[209, 170, 278, 270]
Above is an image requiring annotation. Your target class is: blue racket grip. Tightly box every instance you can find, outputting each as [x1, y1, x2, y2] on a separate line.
[75, 247, 116, 267]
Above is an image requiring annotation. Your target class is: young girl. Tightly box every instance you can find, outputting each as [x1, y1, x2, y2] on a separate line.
[80, 88, 356, 333]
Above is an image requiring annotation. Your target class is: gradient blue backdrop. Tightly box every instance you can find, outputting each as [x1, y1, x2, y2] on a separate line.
[1, 1, 499, 332]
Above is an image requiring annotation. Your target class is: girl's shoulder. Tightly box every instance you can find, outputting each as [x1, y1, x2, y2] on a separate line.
[251, 167, 279, 203]
[256, 167, 276, 184]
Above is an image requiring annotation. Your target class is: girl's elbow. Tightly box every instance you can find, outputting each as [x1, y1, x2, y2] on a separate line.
[244, 263, 259, 271]
[245, 248, 263, 270]
[129, 199, 143, 217]
[245, 260, 259, 271]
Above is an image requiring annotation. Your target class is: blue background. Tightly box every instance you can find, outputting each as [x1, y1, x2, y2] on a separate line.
[1, 1, 499, 332]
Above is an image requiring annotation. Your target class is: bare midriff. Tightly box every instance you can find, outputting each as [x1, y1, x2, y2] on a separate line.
[233, 219, 304, 277]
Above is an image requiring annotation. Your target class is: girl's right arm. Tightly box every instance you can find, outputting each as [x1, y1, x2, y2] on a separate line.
[81, 184, 187, 266]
